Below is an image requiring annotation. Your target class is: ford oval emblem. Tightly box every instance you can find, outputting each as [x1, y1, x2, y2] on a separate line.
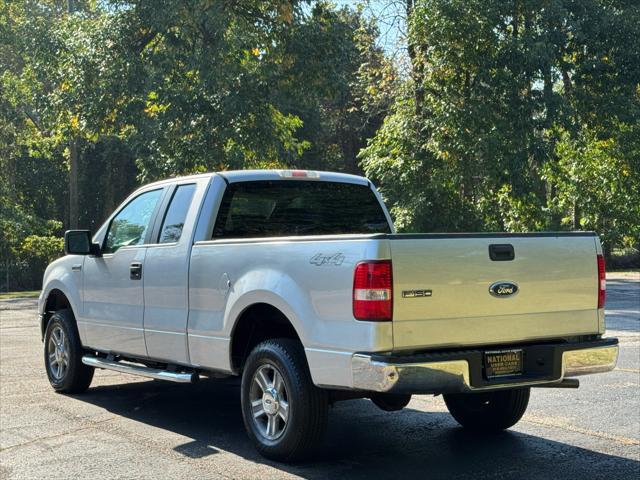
[489, 281, 518, 298]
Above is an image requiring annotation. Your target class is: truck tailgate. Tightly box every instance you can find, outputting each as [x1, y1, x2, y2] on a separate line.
[389, 233, 600, 351]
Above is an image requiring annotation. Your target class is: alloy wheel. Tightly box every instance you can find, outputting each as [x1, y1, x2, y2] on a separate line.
[249, 364, 290, 440]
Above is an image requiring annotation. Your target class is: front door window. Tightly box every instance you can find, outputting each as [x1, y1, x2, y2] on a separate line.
[104, 189, 162, 253]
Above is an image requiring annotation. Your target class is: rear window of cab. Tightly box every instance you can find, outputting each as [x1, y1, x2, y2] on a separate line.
[212, 180, 391, 239]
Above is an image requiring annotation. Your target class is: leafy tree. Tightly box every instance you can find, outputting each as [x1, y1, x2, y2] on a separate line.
[272, 2, 396, 173]
[545, 126, 640, 257]
[117, 0, 311, 179]
[2, 0, 395, 288]
[361, 0, 640, 250]
[2, 0, 639, 290]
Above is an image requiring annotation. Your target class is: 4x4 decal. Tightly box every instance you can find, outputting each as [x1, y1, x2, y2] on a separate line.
[309, 253, 345, 266]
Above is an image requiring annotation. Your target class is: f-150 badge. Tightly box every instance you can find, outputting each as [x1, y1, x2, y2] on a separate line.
[402, 289, 432, 298]
[489, 281, 518, 298]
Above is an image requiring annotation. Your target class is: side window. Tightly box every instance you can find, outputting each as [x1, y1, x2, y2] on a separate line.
[104, 189, 162, 253]
[158, 184, 196, 243]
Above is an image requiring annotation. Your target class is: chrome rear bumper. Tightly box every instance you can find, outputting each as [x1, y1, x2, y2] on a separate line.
[352, 339, 619, 394]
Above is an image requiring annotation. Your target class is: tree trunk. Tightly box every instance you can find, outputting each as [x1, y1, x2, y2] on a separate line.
[405, 0, 424, 115]
[69, 139, 79, 229]
[67, 0, 78, 229]
[573, 200, 580, 230]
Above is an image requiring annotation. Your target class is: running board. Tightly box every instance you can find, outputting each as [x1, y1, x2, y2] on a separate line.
[82, 355, 197, 383]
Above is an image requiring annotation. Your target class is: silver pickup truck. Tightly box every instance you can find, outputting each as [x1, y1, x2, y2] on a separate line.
[39, 169, 618, 461]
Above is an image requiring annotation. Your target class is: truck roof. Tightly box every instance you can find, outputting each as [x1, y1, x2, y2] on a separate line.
[141, 169, 369, 189]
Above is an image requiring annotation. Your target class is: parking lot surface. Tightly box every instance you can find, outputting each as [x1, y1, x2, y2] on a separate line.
[1, 273, 638, 479]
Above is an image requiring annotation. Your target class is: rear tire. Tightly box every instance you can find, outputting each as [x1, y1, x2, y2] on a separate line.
[44, 309, 94, 393]
[240, 338, 328, 462]
[443, 388, 530, 431]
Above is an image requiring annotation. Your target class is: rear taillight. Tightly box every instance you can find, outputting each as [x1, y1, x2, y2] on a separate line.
[353, 260, 392, 321]
[597, 254, 606, 309]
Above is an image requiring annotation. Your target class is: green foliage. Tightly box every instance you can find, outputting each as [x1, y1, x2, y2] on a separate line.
[1, 0, 389, 289]
[121, 0, 311, 178]
[544, 127, 640, 255]
[361, 0, 640, 247]
[1, 0, 638, 289]
[0, 186, 63, 289]
[270, 1, 395, 173]
[0, 194, 61, 262]
[360, 91, 478, 233]
[20, 235, 64, 265]
[14, 234, 64, 290]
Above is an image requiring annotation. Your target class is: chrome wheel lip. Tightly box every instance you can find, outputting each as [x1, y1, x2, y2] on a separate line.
[47, 325, 69, 381]
[249, 363, 290, 441]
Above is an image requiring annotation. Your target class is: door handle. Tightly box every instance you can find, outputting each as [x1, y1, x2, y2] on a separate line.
[130, 262, 143, 280]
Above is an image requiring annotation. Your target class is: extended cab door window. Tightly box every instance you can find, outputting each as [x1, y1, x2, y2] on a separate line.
[143, 182, 198, 364]
[82, 187, 162, 358]
[158, 184, 196, 243]
[104, 189, 163, 253]
[212, 180, 391, 238]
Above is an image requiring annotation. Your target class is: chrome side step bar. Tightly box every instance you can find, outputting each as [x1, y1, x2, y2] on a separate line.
[82, 355, 197, 383]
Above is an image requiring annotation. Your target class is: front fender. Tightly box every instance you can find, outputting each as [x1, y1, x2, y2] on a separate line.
[39, 256, 85, 339]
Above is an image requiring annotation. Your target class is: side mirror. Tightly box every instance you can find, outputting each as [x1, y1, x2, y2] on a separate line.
[64, 230, 101, 256]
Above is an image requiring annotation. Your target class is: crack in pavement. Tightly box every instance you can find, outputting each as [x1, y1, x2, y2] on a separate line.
[0, 416, 117, 453]
[615, 367, 640, 373]
[524, 415, 640, 446]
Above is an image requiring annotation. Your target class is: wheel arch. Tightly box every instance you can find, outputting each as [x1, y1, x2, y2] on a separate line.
[229, 302, 303, 374]
[41, 288, 74, 340]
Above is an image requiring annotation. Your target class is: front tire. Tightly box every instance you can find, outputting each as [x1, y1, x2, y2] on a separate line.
[443, 388, 530, 431]
[240, 338, 328, 462]
[44, 309, 94, 393]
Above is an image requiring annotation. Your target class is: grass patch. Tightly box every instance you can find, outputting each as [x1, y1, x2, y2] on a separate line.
[0, 290, 41, 300]
[607, 270, 639, 280]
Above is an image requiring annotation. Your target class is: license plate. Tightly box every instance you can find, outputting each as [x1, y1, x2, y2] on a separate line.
[484, 349, 523, 378]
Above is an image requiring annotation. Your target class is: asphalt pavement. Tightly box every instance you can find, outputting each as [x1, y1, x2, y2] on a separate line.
[1, 273, 638, 479]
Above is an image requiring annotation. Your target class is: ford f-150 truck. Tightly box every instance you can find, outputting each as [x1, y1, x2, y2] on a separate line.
[39, 169, 618, 461]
